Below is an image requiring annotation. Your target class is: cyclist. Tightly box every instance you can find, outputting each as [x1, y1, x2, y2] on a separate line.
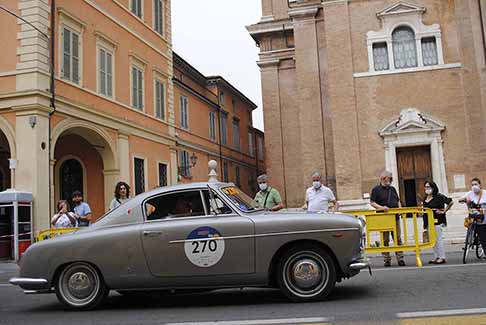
[459, 178, 486, 260]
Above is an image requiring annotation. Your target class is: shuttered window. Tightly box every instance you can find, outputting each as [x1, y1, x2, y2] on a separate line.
[61, 27, 80, 84]
[223, 161, 229, 182]
[99, 48, 113, 97]
[220, 114, 228, 145]
[131, 0, 142, 18]
[233, 119, 240, 150]
[209, 111, 216, 141]
[131, 66, 144, 110]
[155, 80, 165, 120]
[179, 151, 190, 177]
[248, 131, 254, 157]
[180, 96, 189, 129]
[235, 166, 241, 187]
[154, 0, 164, 35]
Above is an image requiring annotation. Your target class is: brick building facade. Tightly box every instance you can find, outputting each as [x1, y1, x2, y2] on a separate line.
[248, 0, 486, 209]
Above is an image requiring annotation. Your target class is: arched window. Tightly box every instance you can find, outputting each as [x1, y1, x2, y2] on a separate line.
[60, 158, 84, 205]
[392, 26, 417, 69]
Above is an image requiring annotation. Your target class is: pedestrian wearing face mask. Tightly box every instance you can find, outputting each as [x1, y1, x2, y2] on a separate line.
[305, 171, 338, 213]
[254, 174, 284, 211]
[459, 178, 486, 260]
[370, 170, 405, 267]
[421, 181, 453, 264]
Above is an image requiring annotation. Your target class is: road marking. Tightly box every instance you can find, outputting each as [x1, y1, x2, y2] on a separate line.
[373, 262, 485, 272]
[0, 284, 11, 287]
[400, 315, 486, 325]
[397, 308, 486, 318]
[165, 317, 331, 325]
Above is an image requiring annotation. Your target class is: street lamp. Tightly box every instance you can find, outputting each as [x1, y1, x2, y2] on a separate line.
[178, 153, 198, 176]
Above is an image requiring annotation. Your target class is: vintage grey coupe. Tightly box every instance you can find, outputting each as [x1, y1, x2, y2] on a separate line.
[10, 181, 369, 310]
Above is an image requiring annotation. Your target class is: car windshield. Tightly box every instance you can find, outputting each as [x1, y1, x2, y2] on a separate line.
[220, 186, 260, 212]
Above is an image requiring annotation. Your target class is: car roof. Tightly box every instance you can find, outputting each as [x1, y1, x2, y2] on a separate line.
[139, 182, 234, 199]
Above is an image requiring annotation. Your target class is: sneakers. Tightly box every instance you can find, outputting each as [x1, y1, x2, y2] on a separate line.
[398, 260, 406, 267]
[384, 261, 391, 267]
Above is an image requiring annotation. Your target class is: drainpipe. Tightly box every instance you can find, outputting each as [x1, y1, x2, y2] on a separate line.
[48, 0, 56, 220]
[479, 0, 486, 67]
[217, 108, 223, 177]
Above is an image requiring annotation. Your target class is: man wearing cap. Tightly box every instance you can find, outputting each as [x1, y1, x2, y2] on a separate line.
[254, 174, 284, 211]
[305, 172, 338, 213]
[370, 170, 405, 267]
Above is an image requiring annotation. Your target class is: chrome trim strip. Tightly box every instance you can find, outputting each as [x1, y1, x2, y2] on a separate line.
[9, 277, 48, 286]
[24, 289, 52, 295]
[169, 228, 360, 244]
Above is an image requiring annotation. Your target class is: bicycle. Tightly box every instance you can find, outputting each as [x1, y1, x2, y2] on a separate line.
[462, 207, 485, 264]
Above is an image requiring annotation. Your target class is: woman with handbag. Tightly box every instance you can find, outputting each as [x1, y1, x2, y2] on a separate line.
[422, 181, 453, 264]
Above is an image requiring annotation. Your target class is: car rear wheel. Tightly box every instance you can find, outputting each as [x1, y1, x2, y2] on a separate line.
[55, 262, 109, 310]
[277, 244, 336, 302]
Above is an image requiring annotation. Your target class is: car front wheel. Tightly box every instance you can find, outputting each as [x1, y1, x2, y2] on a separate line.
[277, 244, 336, 302]
[55, 262, 109, 310]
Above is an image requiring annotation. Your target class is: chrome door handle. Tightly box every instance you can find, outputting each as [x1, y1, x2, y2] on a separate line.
[143, 231, 163, 237]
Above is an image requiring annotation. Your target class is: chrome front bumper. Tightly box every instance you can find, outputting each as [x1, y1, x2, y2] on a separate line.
[9, 277, 50, 292]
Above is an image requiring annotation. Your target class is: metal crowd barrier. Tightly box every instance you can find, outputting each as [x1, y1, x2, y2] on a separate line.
[36, 228, 77, 242]
[346, 207, 437, 267]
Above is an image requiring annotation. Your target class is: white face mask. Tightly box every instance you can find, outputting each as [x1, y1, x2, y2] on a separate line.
[313, 181, 321, 189]
[259, 183, 268, 191]
[472, 185, 481, 193]
[425, 189, 433, 195]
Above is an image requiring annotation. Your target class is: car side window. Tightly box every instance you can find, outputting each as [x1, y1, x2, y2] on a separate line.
[145, 190, 206, 221]
[202, 190, 233, 215]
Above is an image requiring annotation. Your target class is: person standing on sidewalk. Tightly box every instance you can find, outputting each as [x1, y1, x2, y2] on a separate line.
[370, 170, 405, 267]
[72, 190, 92, 227]
[109, 181, 131, 210]
[422, 181, 453, 264]
[305, 172, 338, 213]
[254, 174, 284, 211]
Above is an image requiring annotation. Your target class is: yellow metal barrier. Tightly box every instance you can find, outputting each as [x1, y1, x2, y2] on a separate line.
[347, 207, 436, 267]
[36, 228, 77, 242]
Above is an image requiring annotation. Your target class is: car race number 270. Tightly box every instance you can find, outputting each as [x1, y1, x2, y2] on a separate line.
[184, 226, 225, 268]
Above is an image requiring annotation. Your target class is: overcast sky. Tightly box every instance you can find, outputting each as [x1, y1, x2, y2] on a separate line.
[171, 0, 264, 131]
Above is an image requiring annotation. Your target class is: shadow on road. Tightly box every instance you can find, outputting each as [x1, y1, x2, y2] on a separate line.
[22, 283, 373, 312]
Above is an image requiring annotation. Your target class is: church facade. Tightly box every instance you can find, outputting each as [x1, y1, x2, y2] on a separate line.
[248, 0, 486, 208]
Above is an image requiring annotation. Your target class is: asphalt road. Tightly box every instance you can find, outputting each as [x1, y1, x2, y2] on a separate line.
[1, 251, 485, 325]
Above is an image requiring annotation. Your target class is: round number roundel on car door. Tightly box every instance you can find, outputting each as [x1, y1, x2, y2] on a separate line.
[184, 226, 225, 267]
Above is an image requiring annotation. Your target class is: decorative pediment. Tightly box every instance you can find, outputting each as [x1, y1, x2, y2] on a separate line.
[377, 2, 426, 17]
[380, 108, 445, 136]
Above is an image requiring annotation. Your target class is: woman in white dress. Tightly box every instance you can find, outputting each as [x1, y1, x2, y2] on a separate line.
[51, 200, 77, 228]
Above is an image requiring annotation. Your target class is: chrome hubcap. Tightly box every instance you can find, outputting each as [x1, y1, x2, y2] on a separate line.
[283, 251, 329, 298]
[59, 263, 101, 307]
[68, 272, 94, 299]
[291, 259, 322, 290]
